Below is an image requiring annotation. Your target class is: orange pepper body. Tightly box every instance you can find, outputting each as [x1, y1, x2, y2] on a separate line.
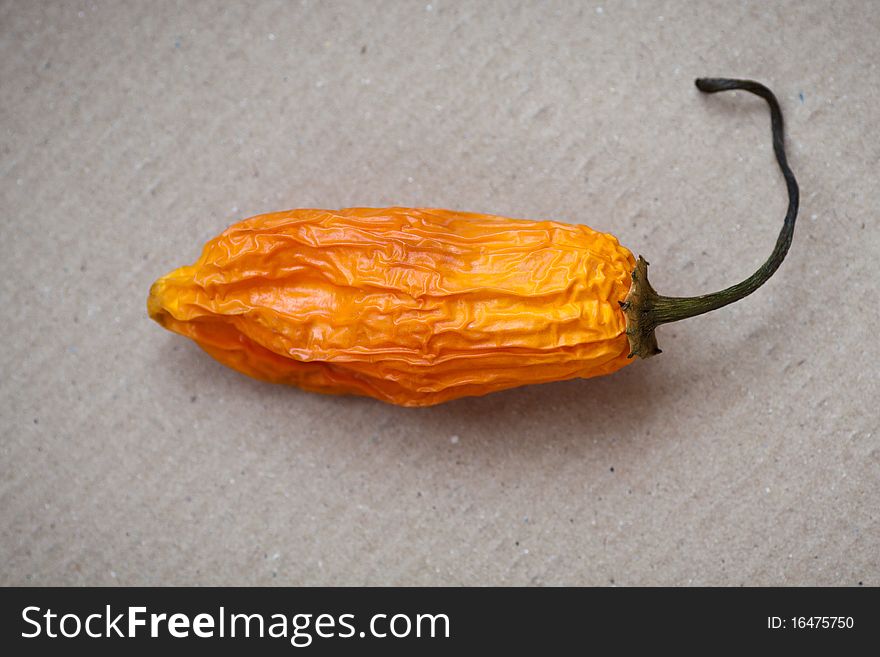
[148, 208, 636, 406]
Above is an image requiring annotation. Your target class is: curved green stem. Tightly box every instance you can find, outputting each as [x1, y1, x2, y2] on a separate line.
[623, 77, 800, 358]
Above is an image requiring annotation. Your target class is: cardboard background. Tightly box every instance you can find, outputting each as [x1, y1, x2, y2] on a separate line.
[2, 0, 877, 585]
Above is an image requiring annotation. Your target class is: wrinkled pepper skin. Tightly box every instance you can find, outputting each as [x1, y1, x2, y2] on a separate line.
[148, 208, 636, 406]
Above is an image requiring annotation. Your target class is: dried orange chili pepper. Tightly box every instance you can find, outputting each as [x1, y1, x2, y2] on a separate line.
[148, 78, 798, 407]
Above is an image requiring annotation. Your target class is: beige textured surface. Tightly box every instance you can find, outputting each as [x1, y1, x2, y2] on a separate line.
[1, 0, 878, 586]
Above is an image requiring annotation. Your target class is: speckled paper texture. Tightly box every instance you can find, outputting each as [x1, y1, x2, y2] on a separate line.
[1, 0, 877, 585]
